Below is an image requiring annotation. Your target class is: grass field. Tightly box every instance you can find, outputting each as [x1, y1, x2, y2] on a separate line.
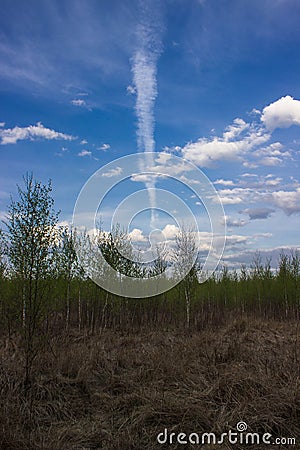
[1, 317, 299, 449]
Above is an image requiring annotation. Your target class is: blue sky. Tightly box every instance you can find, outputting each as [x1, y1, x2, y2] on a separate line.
[1, 0, 300, 268]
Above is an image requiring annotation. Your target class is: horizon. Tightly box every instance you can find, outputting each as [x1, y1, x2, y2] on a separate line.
[1, 0, 300, 270]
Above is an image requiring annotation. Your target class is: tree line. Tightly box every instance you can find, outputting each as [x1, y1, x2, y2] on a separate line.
[1, 174, 299, 388]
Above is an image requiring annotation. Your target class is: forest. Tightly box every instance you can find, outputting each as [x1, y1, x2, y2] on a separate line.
[0, 174, 299, 449]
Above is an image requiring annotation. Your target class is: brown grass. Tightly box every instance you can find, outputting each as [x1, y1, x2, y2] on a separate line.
[0, 318, 299, 449]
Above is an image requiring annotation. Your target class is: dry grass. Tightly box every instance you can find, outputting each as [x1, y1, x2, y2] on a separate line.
[0, 318, 299, 449]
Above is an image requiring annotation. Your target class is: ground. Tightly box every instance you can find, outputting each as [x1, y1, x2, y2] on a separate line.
[0, 318, 299, 449]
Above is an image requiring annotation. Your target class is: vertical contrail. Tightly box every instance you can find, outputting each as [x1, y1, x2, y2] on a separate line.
[132, 0, 162, 228]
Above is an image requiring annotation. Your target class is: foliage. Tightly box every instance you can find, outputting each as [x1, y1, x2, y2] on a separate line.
[0, 175, 300, 336]
[3, 173, 59, 389]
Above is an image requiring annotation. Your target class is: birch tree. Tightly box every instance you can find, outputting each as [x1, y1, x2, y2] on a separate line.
[5, 173, 59, 390]
[173, 226, 199, 328]
[57, 226, 78, 330]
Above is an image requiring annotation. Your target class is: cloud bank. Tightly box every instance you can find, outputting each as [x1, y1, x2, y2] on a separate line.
[178, 96, 300, 169]
[0, 122, 75, 145]
[181, 121, 270, 168]
[261, 95, 300, 130]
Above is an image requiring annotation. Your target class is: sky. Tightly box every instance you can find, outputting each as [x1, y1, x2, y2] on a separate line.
[1, 0, 300, 269]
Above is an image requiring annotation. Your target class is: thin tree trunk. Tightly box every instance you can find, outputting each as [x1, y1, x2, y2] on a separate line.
[22, 287, 26, 328]
[66, 281, 70, 331]
[78, 287, 82, 331]
[185, 288, 190, 329]
[99, 292, 108, 334]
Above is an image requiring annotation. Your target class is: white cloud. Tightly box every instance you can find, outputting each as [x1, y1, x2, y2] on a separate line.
[196, 232, 250, 255]
[155, 152, 172, 164]
[128, 224, 180, 245]
[175, 97, 299, 170]
[179, 175, 200, 185]
[259, 156, 282, 166]
[102, 166, 123, 178]
[216, 187, 256, 205]
[270, 188, 300, 215]
[0, 122, 75, 145]
[219, 196, 243, 205]
[214, 179, 235, 186]
[127, 224, 182, 248]
[182, 121, 270, 168]
[261, 95, 300, 130]
[130, 153, 193, 184]
[243, 161, 259, 169]
[78, 149, 91, 157]
[253, 142, 291, 166]
[98, 143, 111, 151]
[150, 157, 192, 176]
[126, 85, 136, 95]
[182, 138, 241, 167]
[223, 245, 300, 268]
[225, 234, 249, 246]
[224, 216, 248, 228]
[71, 99, 86, 107]
[162, 224, 179, 239]
[254, 142, 284, 157]
[0, 122, 5, 127]
[250, 108, 261, 116]
[223, 118, 249, 141]
[129, 228, 147, 242]
[131, 173, 164, 183]
[80, 139, 88, 145]
[163, 145, 181, 153]
[214, 177, 300, 217]
[265, 177, 282, 186]
[128, 224, 181, 245]
[131, 155, 192, 182]
[238, 174, 284, 190]
[241, 173, 258, 178]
